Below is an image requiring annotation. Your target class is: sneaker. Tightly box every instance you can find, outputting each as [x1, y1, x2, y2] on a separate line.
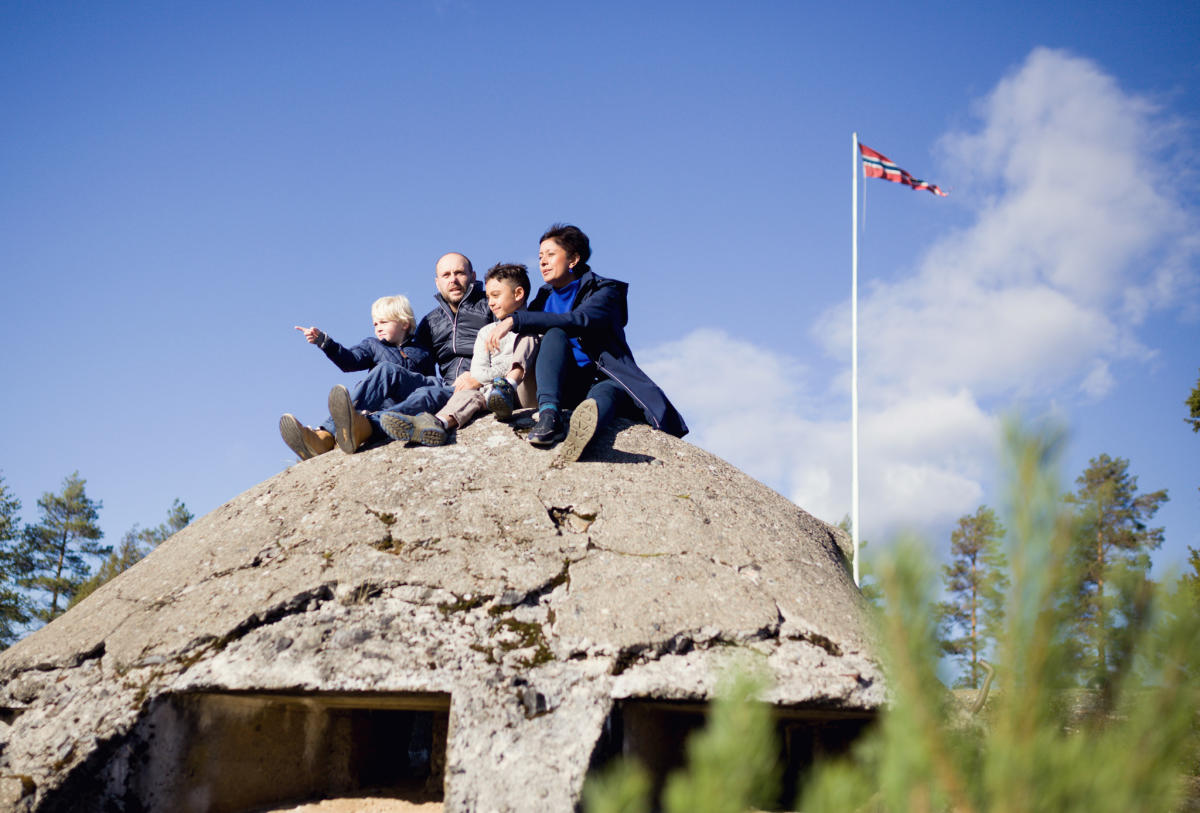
[379, 412, 416, 443]
[527, 407, 567, 447]
[279, 413, 314, 460]
[558, 398, 598, 463]
[486, 378, 518, 421]
[412, 413, 448, 446]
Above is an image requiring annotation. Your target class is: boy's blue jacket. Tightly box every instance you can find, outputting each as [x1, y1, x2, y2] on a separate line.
[510, 270, 688, 438]
[319, 334, 433, 377]
[413, 281, 495, 382]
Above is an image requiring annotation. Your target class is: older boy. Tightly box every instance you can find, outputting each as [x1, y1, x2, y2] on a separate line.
[279, 295, 432, 460]
[379, 263, 538, 446]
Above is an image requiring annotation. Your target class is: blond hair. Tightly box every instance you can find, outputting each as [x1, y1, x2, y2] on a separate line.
[371, 295, 416, 334]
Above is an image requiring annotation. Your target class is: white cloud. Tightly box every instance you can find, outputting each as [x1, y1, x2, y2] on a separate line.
[645, 48, 1197, 544]
[822, 48, 1194, 402]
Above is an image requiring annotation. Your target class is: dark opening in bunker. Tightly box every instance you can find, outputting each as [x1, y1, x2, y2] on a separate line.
[587, 699, 875, 809]
[126, 691, 450, 813]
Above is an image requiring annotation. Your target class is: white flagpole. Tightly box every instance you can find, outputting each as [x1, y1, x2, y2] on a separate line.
[851, 132, 860, 587]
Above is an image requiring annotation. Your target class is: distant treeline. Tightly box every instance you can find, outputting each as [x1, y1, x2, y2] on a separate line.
[0, 470, 190, 649]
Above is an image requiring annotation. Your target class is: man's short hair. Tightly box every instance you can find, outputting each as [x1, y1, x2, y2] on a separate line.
[485, 262, 531, 293]
[371, 295, 416, 331]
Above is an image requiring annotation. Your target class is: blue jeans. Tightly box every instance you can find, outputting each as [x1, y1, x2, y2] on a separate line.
[319, 363, 450, 436]
[535, 327, 633, 431]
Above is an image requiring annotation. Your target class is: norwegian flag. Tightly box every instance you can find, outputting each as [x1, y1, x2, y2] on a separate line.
[858, 143, 947, 197]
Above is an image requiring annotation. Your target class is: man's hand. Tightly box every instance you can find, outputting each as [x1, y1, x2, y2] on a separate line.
[486, 317, 514, 352]
[453, 372, 483, 392]
[294, 326, 322, 344]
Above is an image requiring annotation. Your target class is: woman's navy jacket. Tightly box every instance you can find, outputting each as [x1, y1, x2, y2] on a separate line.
[319, 334, 433, 377]
[510, 270, 688, 438]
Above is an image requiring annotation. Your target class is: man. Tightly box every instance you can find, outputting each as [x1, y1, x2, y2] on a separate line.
[328, 252, 494, 453]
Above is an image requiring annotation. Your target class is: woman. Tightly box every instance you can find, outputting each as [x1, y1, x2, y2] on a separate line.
[487, 223, 687, 462]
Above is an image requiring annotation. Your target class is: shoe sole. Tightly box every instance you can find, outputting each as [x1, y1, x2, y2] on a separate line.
[379, 412, 416, 443]
[328, 386, 358, 454]
[279, 414, 313, 461]
[557, 399, 598, 463]
[487, 388, 514, 421]
[412, 413, 447, 446]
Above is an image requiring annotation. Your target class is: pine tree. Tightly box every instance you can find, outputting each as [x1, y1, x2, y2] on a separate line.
[69, 499, 192, 608]
[938, 506, 1008, 688]
[0, 472, 32, 648]
[1186, 369, 1200, 433]
[1064, 454, 1167, 690]
[18, 472, 109, 622]
[1183, 547, 1200, 606]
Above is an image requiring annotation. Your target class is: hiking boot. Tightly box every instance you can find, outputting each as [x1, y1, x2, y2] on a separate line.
[486, 377, 518, 421]
[328, 385, 373, 454]
[557, 398, 598, 463]
[527, 408, 567, 447]
[379, 412, 416, 443]
[412, 413, 448, 446]
[279, 414, 315, 460]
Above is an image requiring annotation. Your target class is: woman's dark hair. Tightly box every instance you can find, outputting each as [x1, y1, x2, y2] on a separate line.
[540, 223, 591, 275]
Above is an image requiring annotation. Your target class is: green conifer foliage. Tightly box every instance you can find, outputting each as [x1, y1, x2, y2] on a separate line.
[1184, 546, 1200, 606]
[0, 472, 31, 648]
[938, 506, 1008, 688]
[18, 472, 108, 621]
[1186, 369, 1200, 433]
[583, 670, 780, 813]
[798, 424, 1200, 812]
[69, 499, 192, 608]
[1064, 454, 1167, 691]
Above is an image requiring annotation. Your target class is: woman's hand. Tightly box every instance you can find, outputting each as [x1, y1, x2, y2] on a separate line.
[487, 317, 514, 352]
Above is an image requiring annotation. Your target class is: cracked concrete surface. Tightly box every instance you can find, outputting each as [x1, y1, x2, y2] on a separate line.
[0, 415, 882, 812]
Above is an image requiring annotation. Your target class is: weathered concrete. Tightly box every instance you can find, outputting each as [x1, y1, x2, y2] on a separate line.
[0, 413, 882, 811]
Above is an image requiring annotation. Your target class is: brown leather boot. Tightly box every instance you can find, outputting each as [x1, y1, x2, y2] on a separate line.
[307, 428, 336, 456]
[351, 409, 373, 451]
[279, 414, 314, 460]
[280, 415, 337, 460]
[329, 385, 374, 454]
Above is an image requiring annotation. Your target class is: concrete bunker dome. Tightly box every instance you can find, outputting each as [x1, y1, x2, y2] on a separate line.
[0, 416, 882, 812]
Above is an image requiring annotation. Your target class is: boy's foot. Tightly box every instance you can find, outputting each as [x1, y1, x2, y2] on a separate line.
[557, 398, 598, 463]
[328, 385, 372, 454]
[486, 378, 517, 421]
[279, 413, 314, 460]
[527, 408, 567, 447]
[279, 415, 337, 460]
[412, 413, 448, 446]
[379, 412, 416, 443]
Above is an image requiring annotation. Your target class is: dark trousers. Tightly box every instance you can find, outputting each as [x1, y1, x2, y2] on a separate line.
[535, 327, 634, 430]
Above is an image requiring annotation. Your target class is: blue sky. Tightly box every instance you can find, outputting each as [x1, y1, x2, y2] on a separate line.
[1, 1, 1197, 572]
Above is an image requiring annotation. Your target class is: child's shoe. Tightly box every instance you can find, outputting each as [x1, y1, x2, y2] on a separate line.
[379, 412, 416, 443]
[527, 407, 567, 447]
[328, 385, 373, 454]
[279, 414, 336, 460]
[412, 413, 448, 446]
[486, 377, 518, 421]
[557, 398, 598, 463]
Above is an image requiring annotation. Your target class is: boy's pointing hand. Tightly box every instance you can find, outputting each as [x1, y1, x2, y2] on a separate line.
[294, 326, 322, 344]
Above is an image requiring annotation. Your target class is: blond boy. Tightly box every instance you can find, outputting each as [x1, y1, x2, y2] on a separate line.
[280, 294, 433, 459]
